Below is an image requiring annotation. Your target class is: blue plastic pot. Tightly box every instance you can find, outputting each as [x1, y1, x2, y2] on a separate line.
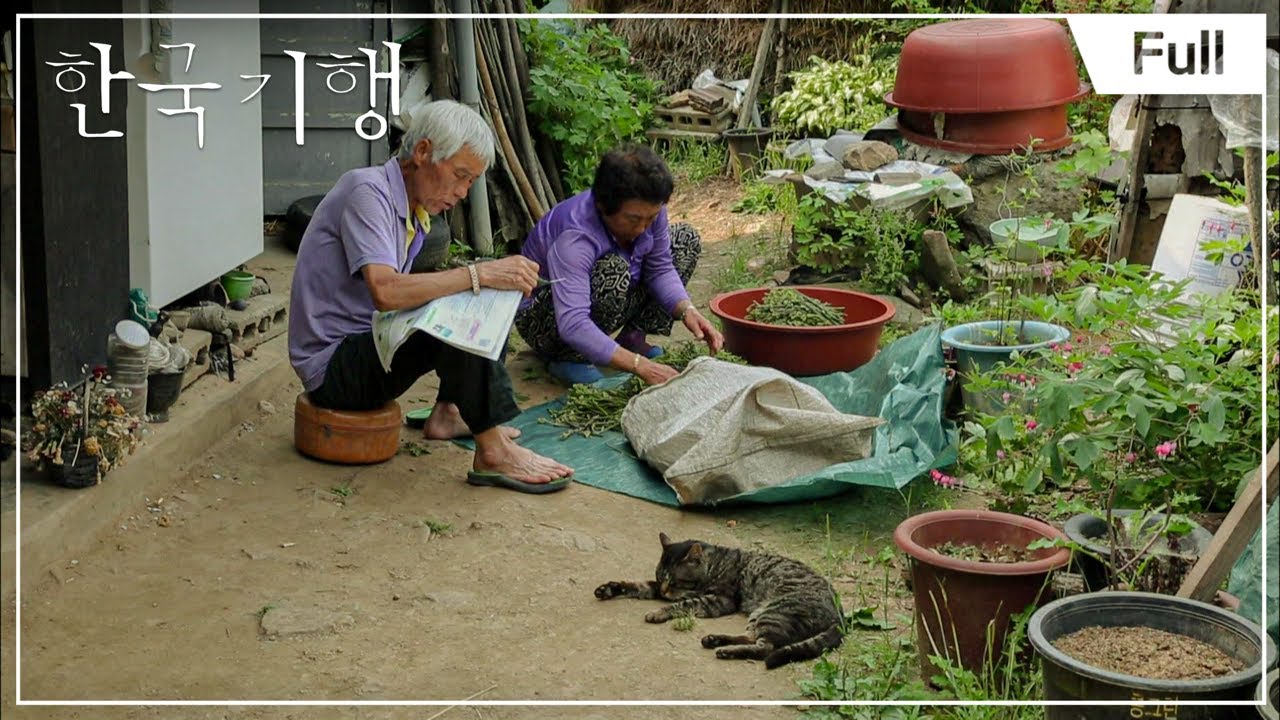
[941, 320, 1070, 414]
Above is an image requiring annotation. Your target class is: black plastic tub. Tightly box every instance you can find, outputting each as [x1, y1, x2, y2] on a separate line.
[1063, 510, 1214, 591]
[1261, 668, 1279, 720]
[1029, 591, 1275, 720]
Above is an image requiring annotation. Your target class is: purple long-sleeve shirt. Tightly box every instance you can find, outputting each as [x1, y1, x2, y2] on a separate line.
[519, 190, 689, 366]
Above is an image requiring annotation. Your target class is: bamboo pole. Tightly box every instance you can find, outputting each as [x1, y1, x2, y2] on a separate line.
[475, 24, 545, 220]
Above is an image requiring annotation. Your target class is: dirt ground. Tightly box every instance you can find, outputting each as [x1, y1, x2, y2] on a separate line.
[4, 179, 958, 717]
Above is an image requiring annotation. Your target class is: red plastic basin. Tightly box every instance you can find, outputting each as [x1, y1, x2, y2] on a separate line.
[709, 287, 896, 376]
[884, 18, 1089, 114]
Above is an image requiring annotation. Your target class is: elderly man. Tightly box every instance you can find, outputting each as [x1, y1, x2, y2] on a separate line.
[288, 100, 573, 493]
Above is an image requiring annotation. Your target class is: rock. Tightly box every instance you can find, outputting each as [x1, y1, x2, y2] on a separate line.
[919, 230, 969, 301]
[250, 277, 271, 298]
[771, 270, 791, 285]
[230, 344, 246, 360]
[421, 590, 477, 607]
[258, 400, 276, 415]
[841, 141, 898, 171]
[807, 158, 847, 181]
[259, 605, 355, 639]
[898, 284, 924, 309]
[745, 256, 768, 273]
[878, 294, 925, 328]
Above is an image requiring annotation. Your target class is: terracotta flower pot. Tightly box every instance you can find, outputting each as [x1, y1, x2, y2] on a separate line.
[709, 287, 895, 376]
[894, 509, 1071, 683]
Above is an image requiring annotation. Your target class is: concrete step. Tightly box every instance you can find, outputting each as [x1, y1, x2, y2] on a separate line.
[178, 328, 213, 389]
[224, 293, 288, 354]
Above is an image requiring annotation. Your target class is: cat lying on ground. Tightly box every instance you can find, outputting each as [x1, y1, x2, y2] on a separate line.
[595, 533, 844, 669]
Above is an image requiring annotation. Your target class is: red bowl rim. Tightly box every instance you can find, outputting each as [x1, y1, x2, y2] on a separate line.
[893, 509, 1072, 577]
[709, 286, 897, 334]
[894, 119, 1076, 154]
[884, 82, 1091, 114]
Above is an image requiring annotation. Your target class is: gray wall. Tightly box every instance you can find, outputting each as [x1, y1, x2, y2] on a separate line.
[260, 1, 392, 214]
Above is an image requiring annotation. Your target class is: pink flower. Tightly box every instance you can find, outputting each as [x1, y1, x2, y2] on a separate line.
[996, 450, 1007, 461]
[1002, 392, 1013, 403]
[1124, 452, 1137, 463]
[1155, 441, 1176, 459]
[1063, 343, 1074, 352]
[1042, 264, 1054, 278]
[1099, 344, 1113, 357]
[1050, 343, 1059, 351]
[1025, 419, 1039, 431]
[1067, 361, 1085, 374]
[1018, 374, 1027, 384]
[945, 368, 956, 380]
[930, 469, 962, 488]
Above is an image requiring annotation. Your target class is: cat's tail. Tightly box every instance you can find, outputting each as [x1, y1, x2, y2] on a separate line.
[764, 624, 844, 670]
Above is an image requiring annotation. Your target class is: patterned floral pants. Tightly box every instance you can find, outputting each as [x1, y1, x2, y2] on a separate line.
[514, 223, 701, 363]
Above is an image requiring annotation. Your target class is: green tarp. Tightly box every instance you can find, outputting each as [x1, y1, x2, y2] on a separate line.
[461, 324, 957, 507]
[1227, 497, 1278, 646]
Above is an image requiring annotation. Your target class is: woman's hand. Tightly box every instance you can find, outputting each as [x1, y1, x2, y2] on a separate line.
[636, 357, 679, 386]
[683, 307, 725, 354]
[475, 256, 540, 296]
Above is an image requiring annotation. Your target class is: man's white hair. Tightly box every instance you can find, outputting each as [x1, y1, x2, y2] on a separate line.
[397, 100, 496, 169]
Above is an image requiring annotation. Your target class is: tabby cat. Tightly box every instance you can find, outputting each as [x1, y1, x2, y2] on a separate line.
[595, 533, 844, 669]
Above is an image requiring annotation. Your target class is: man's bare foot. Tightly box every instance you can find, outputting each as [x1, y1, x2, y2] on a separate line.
[422, 403, 520, 441]
[473, 433, 573, 484]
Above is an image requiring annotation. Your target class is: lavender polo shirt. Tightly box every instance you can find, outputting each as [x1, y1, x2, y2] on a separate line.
[519, 190, 689, 366]
[288, 157, 425, 392]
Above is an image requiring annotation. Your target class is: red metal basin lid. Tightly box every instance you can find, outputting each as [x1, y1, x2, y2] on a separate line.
[885, 18, 1090, 114]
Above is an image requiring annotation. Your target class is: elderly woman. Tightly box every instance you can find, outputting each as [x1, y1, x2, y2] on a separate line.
[288, 100, 573, 494]
[514, 145, 724, 386]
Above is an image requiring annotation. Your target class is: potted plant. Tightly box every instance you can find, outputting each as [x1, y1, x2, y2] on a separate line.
[1029, 591, 1274, 716]
[989, 215, 1067, 263]
[940, 261, 1070, 415]
[893, 508, 1071, 684]
[1061, 506, 1214, 593]
[23, 366, 141, 489]
[960, 252, 1261, 510]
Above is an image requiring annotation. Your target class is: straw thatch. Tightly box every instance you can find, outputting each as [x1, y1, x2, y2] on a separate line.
[567, 1, 1027, 94]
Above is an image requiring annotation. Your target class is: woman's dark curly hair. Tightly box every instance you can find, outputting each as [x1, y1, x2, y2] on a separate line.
[592, 144, 674, 216]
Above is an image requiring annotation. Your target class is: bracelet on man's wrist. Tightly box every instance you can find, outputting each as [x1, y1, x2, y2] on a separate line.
[467, 264, 481, 295]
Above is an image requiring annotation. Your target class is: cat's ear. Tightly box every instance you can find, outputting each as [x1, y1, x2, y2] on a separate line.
[659, 532, 672, 547]
[686, 543, 703, 561]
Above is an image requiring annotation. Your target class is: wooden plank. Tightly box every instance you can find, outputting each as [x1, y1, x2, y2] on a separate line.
[734, 2, 781, 131]
[1110, 97, 1156, 263]
[1177, 441, 1280, 601]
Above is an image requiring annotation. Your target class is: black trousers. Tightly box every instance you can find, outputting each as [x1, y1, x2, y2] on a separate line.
[308, 331, 518, 435]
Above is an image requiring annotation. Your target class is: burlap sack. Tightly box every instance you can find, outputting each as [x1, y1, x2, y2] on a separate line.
[621, 357, 884, 506]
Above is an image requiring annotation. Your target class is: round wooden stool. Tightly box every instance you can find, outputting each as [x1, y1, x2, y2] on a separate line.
[294, 393, 401, 464]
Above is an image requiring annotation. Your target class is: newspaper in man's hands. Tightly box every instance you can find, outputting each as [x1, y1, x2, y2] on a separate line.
[372, 288, 523, 372]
